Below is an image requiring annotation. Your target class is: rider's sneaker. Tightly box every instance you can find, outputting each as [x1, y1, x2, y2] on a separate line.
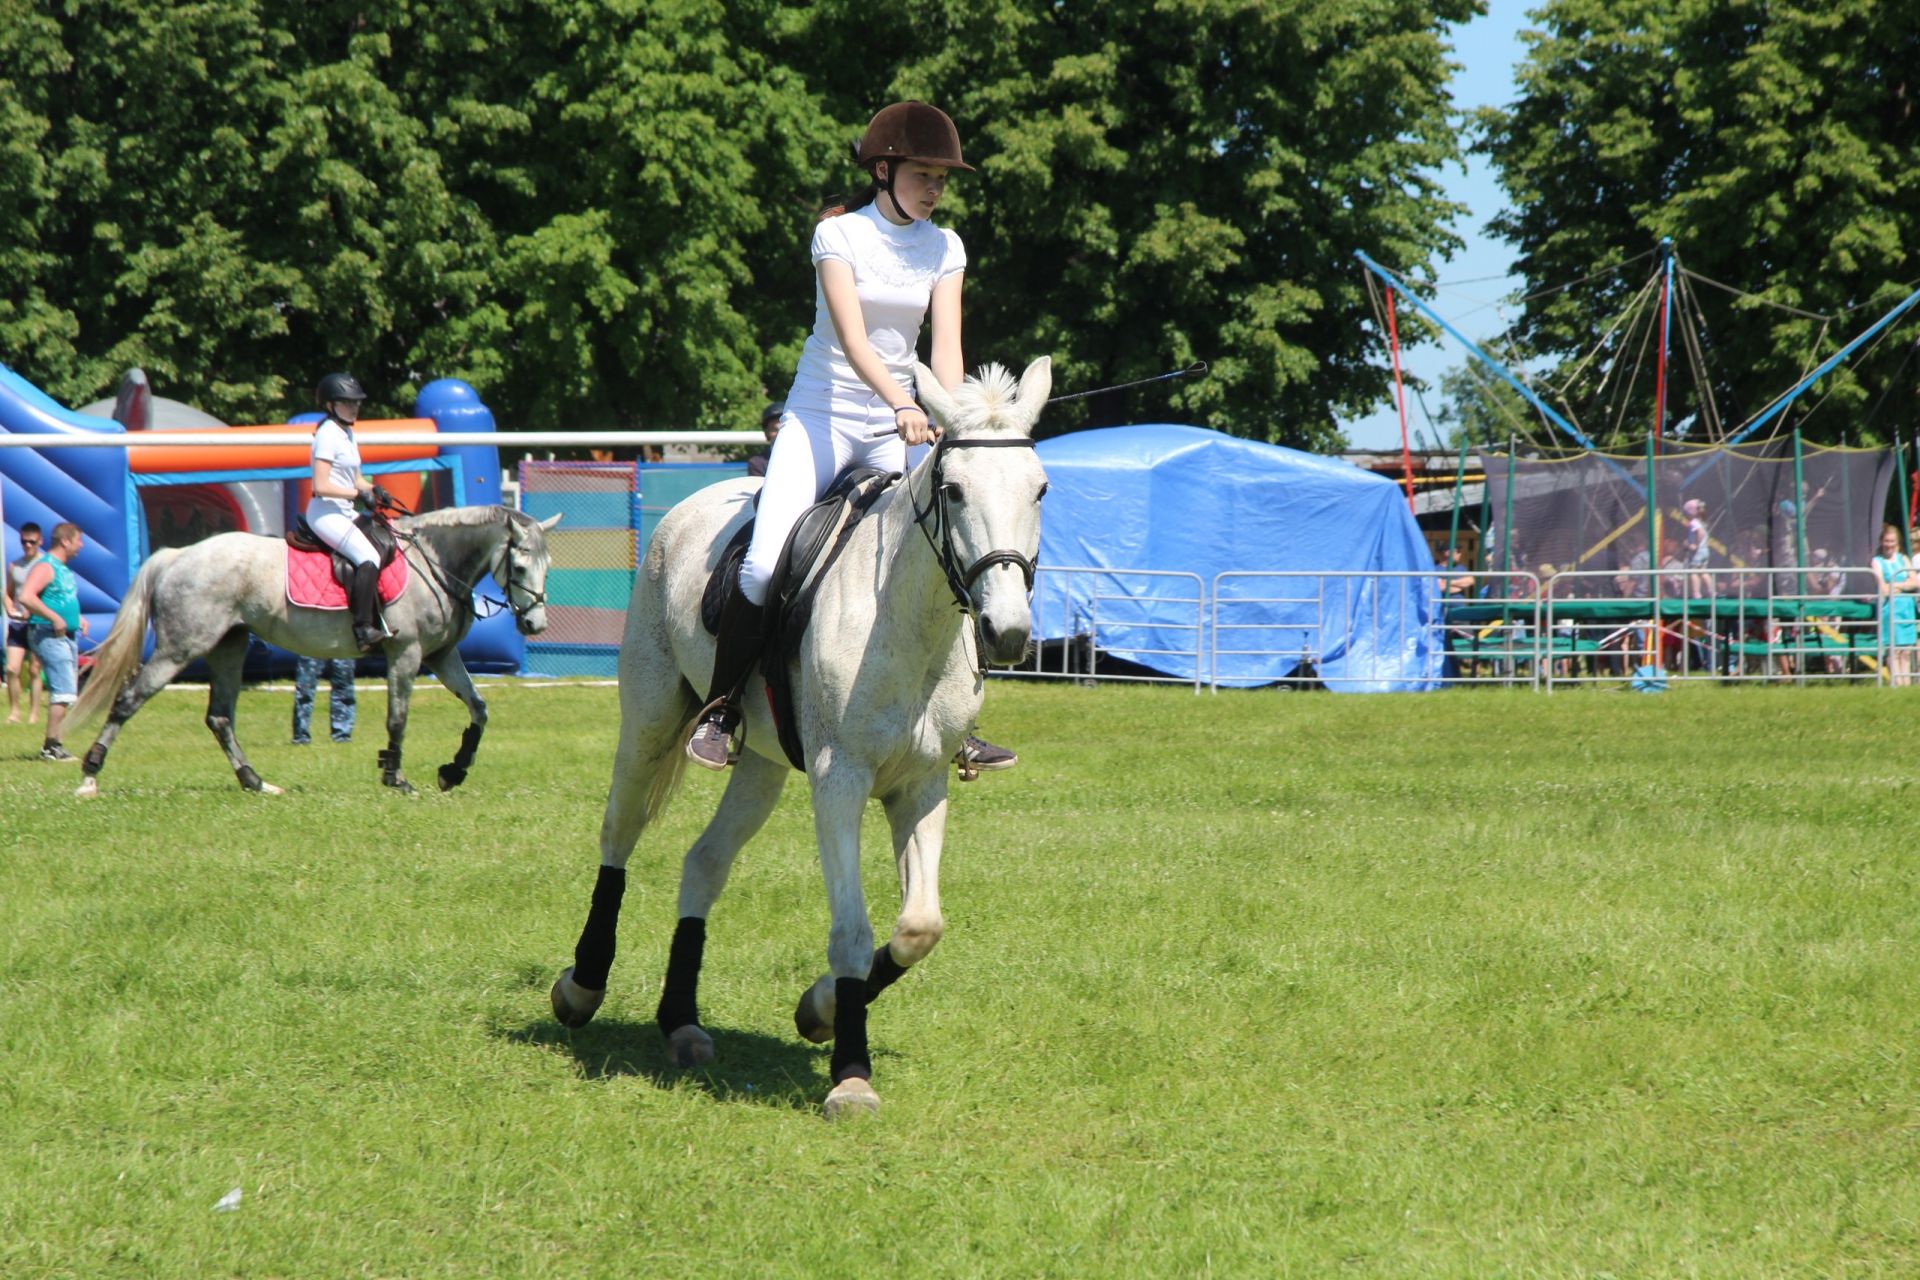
[353, 625, 386, 651]
[959, 734, 1017, 771]
[39, 743, 78, 763]
[685, 712, 737, 771]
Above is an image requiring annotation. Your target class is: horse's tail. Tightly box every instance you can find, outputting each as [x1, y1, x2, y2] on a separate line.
[644, 702, 701, 825]
[66, 547, 182, 730]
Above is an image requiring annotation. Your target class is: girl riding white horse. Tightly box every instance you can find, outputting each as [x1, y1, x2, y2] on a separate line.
[687, 101, 1015, 775]
[551, 356, 1050, 1120]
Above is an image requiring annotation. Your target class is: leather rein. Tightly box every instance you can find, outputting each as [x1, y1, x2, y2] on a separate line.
[390, 508, 545, 627]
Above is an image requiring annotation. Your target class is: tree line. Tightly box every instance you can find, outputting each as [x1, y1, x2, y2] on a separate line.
[0, 0, 1475, 449]
[7, 2, 1912, 450]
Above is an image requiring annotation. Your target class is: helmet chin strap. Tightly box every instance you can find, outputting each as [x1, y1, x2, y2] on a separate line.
[878, 160, 911, 223]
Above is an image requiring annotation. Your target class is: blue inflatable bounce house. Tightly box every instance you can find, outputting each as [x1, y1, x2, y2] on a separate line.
[0, 360, 523, 673]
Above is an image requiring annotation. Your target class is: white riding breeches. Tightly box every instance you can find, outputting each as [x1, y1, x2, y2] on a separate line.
[740, 382, 910, 606]
[304, 501, 379, 569]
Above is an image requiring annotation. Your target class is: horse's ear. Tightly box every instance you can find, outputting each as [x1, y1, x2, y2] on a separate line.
[1017, 356, 1052, 431]
[538, 514, 562, 531]
[915, 361, 958, 429]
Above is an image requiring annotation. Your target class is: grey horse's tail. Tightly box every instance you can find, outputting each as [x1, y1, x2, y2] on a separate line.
[66, 546, 183, 730]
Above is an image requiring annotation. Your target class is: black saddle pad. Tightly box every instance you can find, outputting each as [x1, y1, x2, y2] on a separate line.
[287, 512, 399, 588]
[702, 466, 899, 769]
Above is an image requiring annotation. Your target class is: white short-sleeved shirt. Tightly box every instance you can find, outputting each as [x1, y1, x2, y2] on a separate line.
[310, 420, 362, 515]
[792, 202, 966, 393]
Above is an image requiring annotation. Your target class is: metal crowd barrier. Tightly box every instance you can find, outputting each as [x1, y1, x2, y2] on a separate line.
[995, 562, 1906, 693]
[1210, 570, 1543, 691]
[1001, 565, 1207, 690]
[1539, 566, 1887, 690]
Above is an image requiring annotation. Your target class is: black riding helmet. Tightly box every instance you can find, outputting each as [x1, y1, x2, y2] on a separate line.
[853, 102, 971, 223]
[761, 400, 785, 428]
[315, 371, 366, 407]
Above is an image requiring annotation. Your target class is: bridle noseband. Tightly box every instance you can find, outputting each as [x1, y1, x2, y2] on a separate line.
[911, 435, 1039, 615]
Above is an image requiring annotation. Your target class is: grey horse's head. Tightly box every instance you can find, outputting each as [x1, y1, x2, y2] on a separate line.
[913, 357, 1051, 665]
[498, 510, 562, 635]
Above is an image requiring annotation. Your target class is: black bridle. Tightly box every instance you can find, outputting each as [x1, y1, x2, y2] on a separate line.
[385, 503, 546, 628]
[911, 435, 1039, 616]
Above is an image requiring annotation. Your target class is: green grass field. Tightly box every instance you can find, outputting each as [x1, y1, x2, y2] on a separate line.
[2, 679, 1917, 1276]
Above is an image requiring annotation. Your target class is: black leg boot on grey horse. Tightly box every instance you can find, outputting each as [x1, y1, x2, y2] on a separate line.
[348, 561, 384, 651]
[686, 574, 765, 770]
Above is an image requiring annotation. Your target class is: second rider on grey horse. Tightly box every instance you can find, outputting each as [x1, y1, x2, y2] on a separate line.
[306, 372, 391, 652]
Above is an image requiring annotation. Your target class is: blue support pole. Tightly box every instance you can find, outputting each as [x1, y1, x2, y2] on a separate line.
[1723, 282, 1920, 447]
[1355, 249, 1598, 451]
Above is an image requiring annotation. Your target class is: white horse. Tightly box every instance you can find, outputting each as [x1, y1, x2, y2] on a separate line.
[65, 506, 559, 797]
[549, 358, 1050, 1119]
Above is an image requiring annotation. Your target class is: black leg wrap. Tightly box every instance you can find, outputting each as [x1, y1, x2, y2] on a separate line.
[82, 742, 107, 776]
[655, 915, 707, 1035]
[866, 943, 908, 1003]
[235, 765, 262, 791]
[378, 746, 403, 786]
[570, 865, 626, 991]
[829, 976, 871, 1084]
[437, 723, 485, 791]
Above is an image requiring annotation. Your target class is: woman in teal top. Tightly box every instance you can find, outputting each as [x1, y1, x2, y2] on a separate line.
[1872, 522, 1917, 686]
[18, 520, 88, 759]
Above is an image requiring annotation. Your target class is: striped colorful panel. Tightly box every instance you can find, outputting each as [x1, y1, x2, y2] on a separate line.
[521, 492, 636, 528]
[520, 461, 636, 492]
[546, 568, 636, 610]
[523, 642, 621, 678]
[543, 605, 629, 646]
[547, 527, 636, 569]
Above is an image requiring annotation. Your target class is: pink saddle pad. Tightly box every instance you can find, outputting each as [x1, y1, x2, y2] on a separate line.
[285, 545, 410, 610]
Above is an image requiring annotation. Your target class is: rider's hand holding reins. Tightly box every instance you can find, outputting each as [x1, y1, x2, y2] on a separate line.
[893, 404, 940, 447]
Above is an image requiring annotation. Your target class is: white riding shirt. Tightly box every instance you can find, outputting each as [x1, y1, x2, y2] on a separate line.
[304, 419, 377, 568]
[740, 205, 965, 606]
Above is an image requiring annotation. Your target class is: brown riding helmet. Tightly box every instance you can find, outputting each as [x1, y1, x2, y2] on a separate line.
[855, 102, 975, 172]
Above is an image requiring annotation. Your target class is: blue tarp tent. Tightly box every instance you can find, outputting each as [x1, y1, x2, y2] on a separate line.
[1033, 424, 1442, 691]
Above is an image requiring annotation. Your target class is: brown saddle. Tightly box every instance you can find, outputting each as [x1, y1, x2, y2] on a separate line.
[286, 511, 401, 590]
[701, 467, 899, 769]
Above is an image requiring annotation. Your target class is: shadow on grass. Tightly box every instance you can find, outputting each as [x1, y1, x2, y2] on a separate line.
[495, 1016, 828, 1110]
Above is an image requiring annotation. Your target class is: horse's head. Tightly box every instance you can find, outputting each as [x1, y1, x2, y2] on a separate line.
[498, 510, 562, 635]
[913, 357, 1051, 665]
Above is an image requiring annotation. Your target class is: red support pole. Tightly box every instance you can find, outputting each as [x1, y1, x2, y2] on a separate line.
[1385, 287, 1417, 513]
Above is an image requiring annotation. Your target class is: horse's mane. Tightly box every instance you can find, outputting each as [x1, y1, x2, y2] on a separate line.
[944, 364, 1028, 436]
[401, 506, 514, 531]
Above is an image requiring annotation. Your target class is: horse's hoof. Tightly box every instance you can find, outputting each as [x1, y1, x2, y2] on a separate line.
[386, 778, 417, 797]
[550, 967, 605, 1028]
[794, 976, 835, 1044]
[258, 781, 283, 796]
[666, 1024, 715, 1068]
[822, 1077, 880, 1121]
[436, 765, 465, 792]
[74, 776, 98, 800]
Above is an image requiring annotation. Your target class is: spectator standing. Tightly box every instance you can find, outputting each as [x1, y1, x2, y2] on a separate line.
[745, 401, 784, 479]
[1872, 523, 1917, 687]
[6, 522, 44, 725]
[17, 521, 89, 760]
[291, 655, 357, 744]
[1680, 498, 1713, 598]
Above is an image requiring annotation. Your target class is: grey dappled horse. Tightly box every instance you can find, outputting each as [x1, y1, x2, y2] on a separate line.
[66, 506, 559, 798]
[549, 358, 1050, 1120]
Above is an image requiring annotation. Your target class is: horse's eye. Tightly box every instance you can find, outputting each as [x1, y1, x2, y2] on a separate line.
[942, 483, 965, 505]
[1038, 482, 1050, 500]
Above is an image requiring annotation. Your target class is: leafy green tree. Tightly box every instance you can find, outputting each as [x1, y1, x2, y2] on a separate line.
[779, 0, 1480, 447]
[3, 0, 1479, 446]
[1480, 0, 1920, 446]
